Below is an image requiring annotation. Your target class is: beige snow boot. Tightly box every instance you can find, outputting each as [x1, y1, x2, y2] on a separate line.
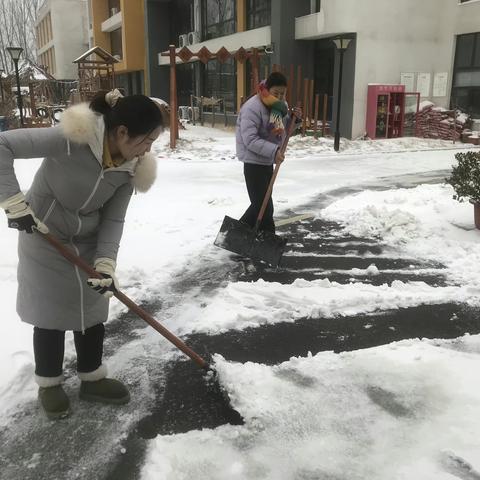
[36, 375, 70, 420]
[78, 365, 130, 405]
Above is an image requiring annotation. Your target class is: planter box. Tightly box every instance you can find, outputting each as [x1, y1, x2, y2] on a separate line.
[461, 130, 472, 142]
[475, 203, 480, 229]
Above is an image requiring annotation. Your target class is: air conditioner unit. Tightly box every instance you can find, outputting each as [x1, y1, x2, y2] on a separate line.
[179, 34, 188, 48]
[178, 106, 190, 120]
[188, 106, 200, 122]
[187, 31, 200, 45]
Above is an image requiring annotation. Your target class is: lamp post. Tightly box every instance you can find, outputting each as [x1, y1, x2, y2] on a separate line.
[332, 37, 352, 152]
[0, 68, 4, 102]
[6, 47, 24, 127]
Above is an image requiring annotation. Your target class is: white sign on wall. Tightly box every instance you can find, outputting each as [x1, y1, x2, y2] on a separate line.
[400, 73, 415, 92]
[417, 73, 431, 97]
[433, 72, 449, 97]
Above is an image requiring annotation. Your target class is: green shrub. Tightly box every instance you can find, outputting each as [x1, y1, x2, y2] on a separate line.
[446, 150, 480, 204]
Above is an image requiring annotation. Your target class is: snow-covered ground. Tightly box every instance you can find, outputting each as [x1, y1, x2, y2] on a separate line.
[1, 126, 480, 477]
[143, 339, 480, 480]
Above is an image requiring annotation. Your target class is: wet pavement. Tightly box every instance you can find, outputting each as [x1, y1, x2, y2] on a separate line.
[2, 169, 479, 480]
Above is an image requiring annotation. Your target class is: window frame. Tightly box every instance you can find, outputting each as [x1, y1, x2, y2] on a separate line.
[451, 31, 480, 116]
[246, 0, 271, 30]
[108, 0, 121, 15]
[110, 28, 123, 59]
[455, 33, 480, 70]
[202, 57, 237, 113]
[202, 0, 236, 41]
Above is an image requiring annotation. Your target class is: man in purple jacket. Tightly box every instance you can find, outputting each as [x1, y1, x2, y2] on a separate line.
[236, 72, 299, 233]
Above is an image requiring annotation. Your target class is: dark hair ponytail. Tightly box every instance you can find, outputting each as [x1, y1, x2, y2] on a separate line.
[90, 91, 163, 137]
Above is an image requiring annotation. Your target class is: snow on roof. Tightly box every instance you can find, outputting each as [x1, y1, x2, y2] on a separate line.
[17, 60, 53, 81]
[73, 46, 118, 63]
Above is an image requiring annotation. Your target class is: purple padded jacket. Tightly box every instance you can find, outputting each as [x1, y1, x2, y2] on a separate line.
[235, 94, 287, 165]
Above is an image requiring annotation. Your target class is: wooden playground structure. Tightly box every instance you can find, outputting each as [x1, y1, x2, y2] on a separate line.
[0, 62, 78, 129]
[0, 46, 119, 130]
[73, 46, 119, 102]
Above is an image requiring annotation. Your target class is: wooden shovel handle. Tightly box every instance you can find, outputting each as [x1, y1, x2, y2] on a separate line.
[40, 232, 210, 370]
[255, 112, 298, 229]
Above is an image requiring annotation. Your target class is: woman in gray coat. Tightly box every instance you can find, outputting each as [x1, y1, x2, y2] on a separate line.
[0, 90, 163, 419]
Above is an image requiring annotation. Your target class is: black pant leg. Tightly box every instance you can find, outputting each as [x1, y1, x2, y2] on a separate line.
[33, 327, 65, 378]
[239, 163, 275, 233]
[74, 323, 105, 374]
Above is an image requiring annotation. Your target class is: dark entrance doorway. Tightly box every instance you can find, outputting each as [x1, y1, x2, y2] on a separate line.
[314, 39, 335, 121]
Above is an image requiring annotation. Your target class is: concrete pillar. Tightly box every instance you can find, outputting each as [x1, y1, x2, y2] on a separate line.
[270, 0, 310, 73]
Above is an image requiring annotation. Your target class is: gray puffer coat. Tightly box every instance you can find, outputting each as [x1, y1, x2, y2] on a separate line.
[0, 103, 157, 332]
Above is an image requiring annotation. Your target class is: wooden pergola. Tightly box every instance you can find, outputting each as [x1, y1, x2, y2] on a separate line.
[73, 46, 119, 102]
[161, 44, 262, 149]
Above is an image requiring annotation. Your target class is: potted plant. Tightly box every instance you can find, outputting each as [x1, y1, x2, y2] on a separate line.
[446, 150, 480, 229]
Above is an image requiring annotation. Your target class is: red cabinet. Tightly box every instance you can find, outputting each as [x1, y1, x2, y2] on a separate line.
[366, 84, 406, 139]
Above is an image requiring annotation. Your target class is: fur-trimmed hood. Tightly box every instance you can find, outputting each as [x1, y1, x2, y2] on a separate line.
[60, 102, 157, 193]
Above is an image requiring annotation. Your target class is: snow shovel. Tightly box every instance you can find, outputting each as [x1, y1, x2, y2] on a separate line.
[214, 113, 298, 267]
[39, 232, 210, 371]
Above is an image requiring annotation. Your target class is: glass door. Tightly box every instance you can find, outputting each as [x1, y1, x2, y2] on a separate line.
[375, 94, 389, 138]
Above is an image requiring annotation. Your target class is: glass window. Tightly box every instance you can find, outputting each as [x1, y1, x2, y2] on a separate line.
[474, 37, 480, 68]
[247, 0, 271, 30]
[455, 34, 475, 68]
[451, 32, 480, 117]
[110, 28, 123, 59]
[171, 0, 194, 40]
[202, 0, 236, 40]
[177, 63, 196, 107]
[455, 70, 480, 87]
[451, 87, 480, 117]
[108, 0, 121, 15]
[310, 0, 321, 13]
[246, 53, 271, 96]
[203, 58, 237, 112]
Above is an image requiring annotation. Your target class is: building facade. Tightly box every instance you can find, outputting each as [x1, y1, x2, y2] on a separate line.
[150, 0, 310, 112]
[35, 0, 89, 80]
[87, 0, 147, 95]
[295, 0, 480, 139]
[84, 1, 480, 137]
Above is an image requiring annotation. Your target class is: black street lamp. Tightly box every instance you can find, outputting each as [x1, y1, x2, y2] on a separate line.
[6, 47, 24, 127]
[332, 37, 352, 152]
[0, 68, 4, 102]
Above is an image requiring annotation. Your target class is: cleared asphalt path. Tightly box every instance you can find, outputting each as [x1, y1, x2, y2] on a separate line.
[2, 170, 478, 480]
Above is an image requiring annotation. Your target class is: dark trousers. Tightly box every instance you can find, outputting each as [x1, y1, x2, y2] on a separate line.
[33, 323, 105, 378]
[239, 162, 275, 233]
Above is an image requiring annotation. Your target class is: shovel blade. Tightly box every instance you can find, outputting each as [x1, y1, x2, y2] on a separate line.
[214, 216, 287, 267]
[250, 230, 287, 268]
[214, 216, 255, 257]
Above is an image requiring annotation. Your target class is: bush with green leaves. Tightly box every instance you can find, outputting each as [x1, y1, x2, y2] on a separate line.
[446, 150, 480, 204]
